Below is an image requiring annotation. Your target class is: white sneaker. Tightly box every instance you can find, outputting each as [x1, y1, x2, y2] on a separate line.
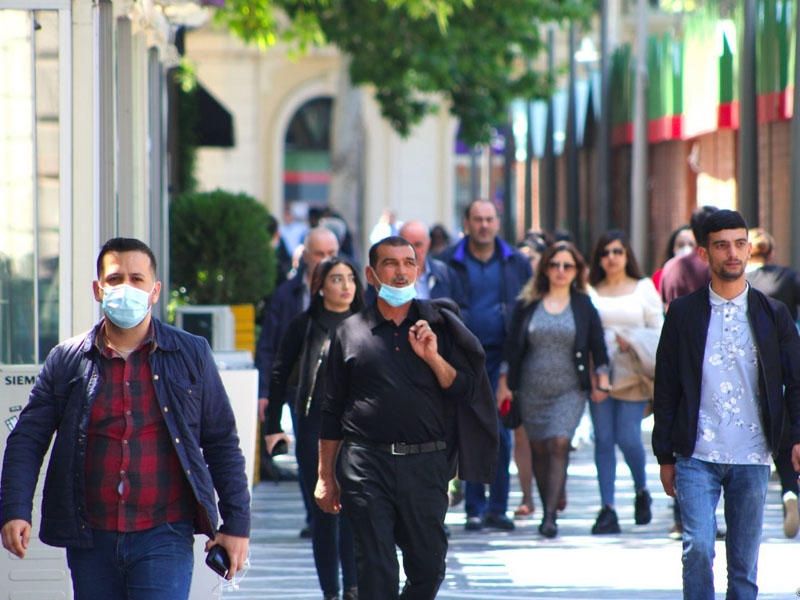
[782, 492, 799, 538]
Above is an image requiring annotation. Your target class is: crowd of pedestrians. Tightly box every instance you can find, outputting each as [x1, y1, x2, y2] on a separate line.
[2, 200, 800, 600]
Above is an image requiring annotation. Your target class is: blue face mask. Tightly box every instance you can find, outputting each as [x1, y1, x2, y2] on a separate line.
[371, 269, 417, 307]
[102, 284, 152, 329]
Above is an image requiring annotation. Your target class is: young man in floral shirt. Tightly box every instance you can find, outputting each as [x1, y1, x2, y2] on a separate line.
[653, 210, 800, 599]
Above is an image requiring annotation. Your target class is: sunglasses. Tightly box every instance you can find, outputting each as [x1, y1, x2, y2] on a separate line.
[600, 247, 625, 258]
[548, 261, 577, 271]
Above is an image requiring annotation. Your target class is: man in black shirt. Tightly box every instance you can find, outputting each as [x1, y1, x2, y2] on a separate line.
[316, 236, 496, 599]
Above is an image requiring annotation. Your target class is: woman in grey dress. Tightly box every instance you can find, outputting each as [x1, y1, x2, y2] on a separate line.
[498, 242, 609, 538]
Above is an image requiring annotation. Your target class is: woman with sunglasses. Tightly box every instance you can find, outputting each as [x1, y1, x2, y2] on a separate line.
[587, 230, 663, 535]
[267, 257, 364, 600]
[499, 242, 609, 538]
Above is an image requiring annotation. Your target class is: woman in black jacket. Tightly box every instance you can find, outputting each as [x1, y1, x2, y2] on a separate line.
[267, 257, 364, 600]
[497, 242, 609, 538]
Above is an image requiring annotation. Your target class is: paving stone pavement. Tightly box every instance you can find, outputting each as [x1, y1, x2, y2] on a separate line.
[225, 416, 800, 599]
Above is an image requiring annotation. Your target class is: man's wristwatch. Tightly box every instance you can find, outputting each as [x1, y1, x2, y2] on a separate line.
[597, 385, 611, 393]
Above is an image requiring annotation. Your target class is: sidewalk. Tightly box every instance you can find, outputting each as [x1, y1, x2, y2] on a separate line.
[226, 416, 800, 599]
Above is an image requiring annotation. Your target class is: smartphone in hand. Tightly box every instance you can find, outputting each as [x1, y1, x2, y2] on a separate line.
[205, 544, 230, 577]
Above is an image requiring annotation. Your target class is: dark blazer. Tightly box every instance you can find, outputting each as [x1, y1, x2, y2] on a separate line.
[503, 290, 609, 392]
[653, 285, 800, 465]
[254, 274, 305, 398]
[438, 237, 532, 333]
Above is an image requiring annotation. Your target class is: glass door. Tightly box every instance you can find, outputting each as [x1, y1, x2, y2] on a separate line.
[0, 6, 67, 364]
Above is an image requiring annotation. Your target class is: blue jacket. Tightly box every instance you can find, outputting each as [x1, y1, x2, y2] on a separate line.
[255, 274, 306, 398]
[0, 319, 251, 548]
[653, 285, 800, 465]
[438, 237, 532, 335]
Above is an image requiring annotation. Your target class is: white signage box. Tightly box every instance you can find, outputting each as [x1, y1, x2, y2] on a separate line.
[0, 365, 258, 600]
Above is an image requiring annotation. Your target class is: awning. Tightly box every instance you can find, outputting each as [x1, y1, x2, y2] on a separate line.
[196, 83, 234, 147]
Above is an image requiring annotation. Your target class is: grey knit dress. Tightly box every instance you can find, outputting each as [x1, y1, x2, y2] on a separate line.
[518, 303, 588, 441]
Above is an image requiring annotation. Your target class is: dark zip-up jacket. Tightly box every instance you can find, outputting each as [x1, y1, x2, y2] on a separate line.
[255, 274, 305, 398]
[0, 319, 250, 548]
[504, 290, 609, 392]
[438, 237, 532, 335]
[653, 285, 800, 465]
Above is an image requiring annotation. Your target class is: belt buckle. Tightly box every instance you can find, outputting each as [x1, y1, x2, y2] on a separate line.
[391, 442, 407, 455]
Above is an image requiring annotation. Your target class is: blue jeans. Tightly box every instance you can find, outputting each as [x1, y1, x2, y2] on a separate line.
[66, 521, 195, 600]
[465, 350, 511, 518]
[675, 457, 769, 600]
[589, 396, 648, 507]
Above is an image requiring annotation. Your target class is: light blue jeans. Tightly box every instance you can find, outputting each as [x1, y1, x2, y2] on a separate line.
[589, 396, 649, 507]
[675, 457, 769, 600]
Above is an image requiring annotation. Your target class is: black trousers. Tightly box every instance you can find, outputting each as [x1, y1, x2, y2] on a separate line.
[340, 443, 449, 600]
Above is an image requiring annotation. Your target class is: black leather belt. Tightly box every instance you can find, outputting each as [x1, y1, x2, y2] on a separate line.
[345, 436, 446, 456]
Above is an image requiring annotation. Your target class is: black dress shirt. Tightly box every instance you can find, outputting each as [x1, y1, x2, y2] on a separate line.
[321, 302, 470, 443]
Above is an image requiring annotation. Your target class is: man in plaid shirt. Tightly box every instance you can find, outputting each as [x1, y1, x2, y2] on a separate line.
[0, 237, 250, 600]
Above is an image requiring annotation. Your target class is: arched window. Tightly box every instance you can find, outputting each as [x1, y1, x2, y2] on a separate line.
[283, 96, 332, 207]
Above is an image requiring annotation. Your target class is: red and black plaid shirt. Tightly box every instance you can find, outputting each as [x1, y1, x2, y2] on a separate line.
[85, 324, 195, 531]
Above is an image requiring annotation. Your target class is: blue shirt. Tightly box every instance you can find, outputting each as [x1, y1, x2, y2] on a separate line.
[464, 249, 505, 348]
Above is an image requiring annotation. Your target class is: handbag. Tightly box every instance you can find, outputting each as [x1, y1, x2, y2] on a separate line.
[499, 394, 522, 429]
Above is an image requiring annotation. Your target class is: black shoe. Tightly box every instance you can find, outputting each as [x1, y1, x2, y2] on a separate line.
[300, 525, 312, 539]
[538, 517, 558, 538]
[464, 516, 483, 531]
[483, 513, 515, 531]
[591, 506, 621, 534]
[634, 489, 652, 525]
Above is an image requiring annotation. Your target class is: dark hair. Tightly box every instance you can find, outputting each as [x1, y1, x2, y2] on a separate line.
[553, 228, 574, 243]
[664, 225, 691, 262]
[700, 209, 748, 247]
[589, 230, 643, 286]
[265, 214, 279, 237]
[690, 205, 719, 246]
[97, 237, 157, 277]
[429, 224, 450, 244]
[527, 241, 587, 299]
[309, 257, 364, 314]
[524, 230, 551, 251]
[463, 199, 496, 220]
[368, 236, 415, 268]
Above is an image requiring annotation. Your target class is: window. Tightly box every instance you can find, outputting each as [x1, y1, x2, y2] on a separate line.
[0, 10, 61, 364]
[283, 97, 333, 206]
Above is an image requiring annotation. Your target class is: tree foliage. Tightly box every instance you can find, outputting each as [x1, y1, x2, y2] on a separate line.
[216, 0, 593, 145]
[170, 189, 276, 304]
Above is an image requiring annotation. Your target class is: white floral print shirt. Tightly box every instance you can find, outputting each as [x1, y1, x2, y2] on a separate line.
[693, 285, 771, 465]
